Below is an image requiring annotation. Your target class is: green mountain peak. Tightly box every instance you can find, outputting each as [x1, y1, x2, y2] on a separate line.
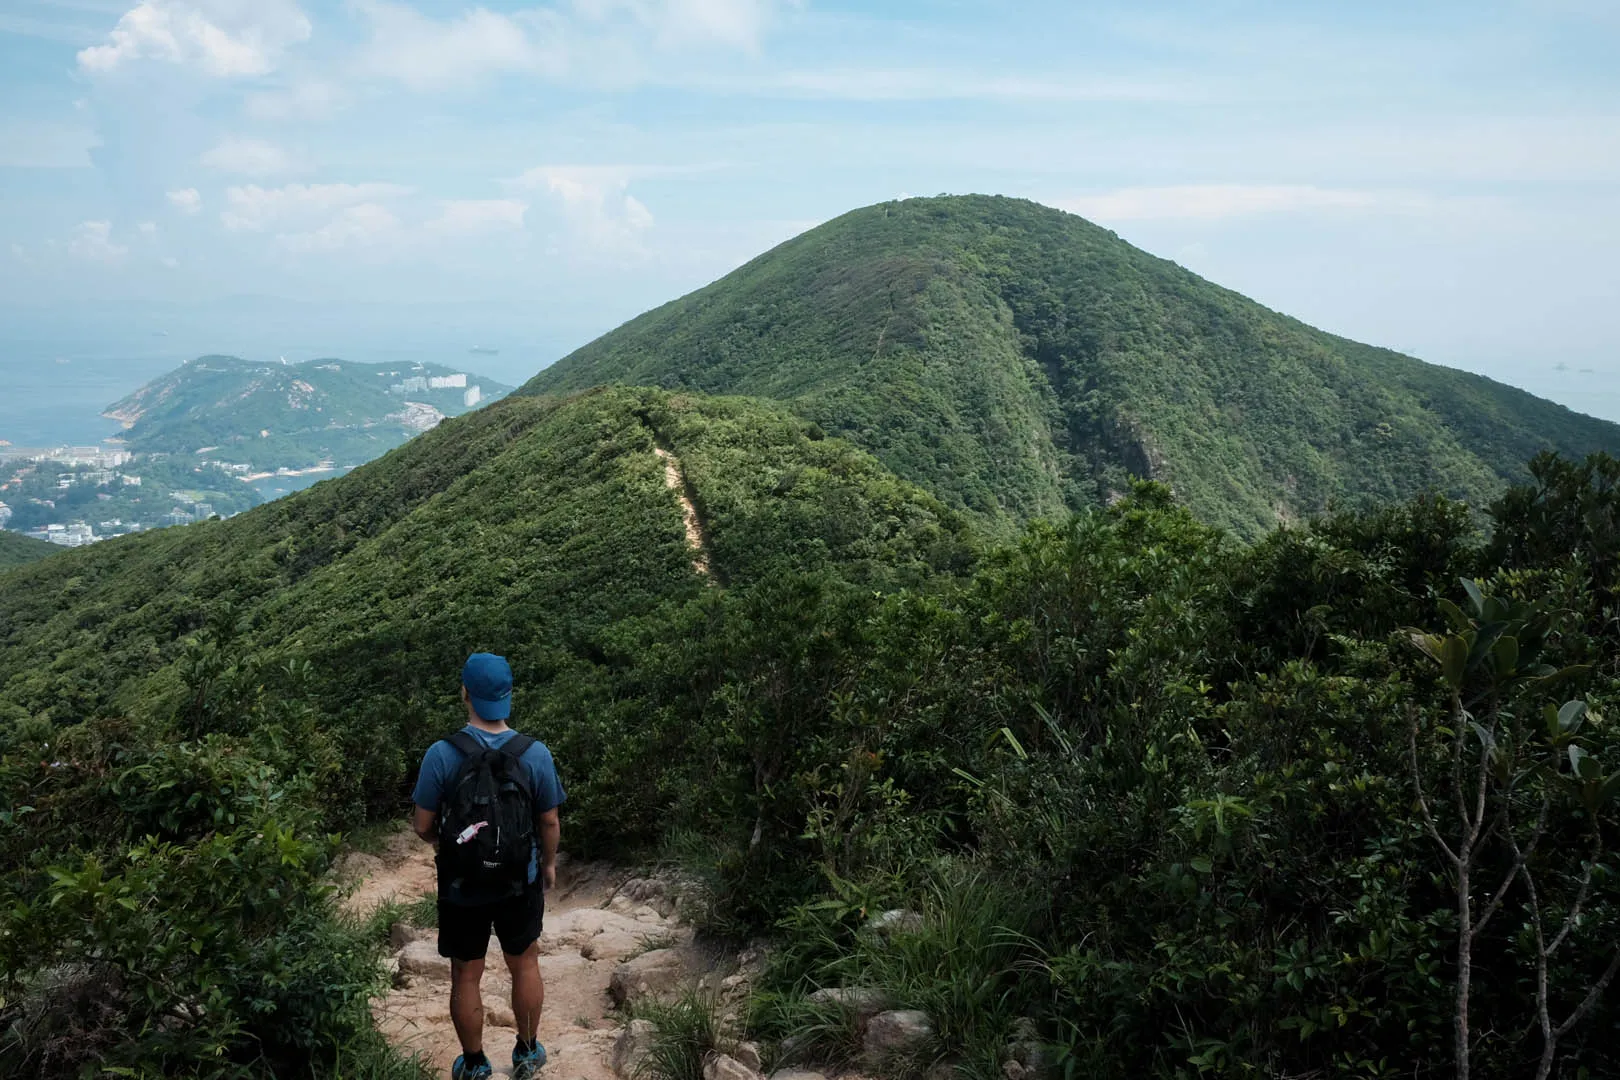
[520, 194, 1619, 536]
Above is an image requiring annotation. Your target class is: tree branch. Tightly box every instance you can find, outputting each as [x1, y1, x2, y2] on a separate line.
[1546, 833, 1602, 958]
[1552, 946, 1620, 1040]
[1410, 708, 1460, 867]
[1472, 796, 1550, 937]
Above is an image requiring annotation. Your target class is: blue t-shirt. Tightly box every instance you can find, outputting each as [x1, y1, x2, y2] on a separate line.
[412, 725, 566, 897]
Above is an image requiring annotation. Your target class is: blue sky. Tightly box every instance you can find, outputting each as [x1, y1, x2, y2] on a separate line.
[1, 0, 1618, 407]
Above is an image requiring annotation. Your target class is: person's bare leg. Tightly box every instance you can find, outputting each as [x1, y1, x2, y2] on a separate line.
[450, 957, 487, 1056]
[505, 941, 544, 1044]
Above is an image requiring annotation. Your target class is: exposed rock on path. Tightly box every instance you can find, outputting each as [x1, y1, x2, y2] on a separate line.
[344, 827, 703, 1079]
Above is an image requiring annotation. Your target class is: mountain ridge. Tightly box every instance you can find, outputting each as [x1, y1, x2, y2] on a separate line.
[0, 387, 969, 727]
[520, 194, 1618, 535]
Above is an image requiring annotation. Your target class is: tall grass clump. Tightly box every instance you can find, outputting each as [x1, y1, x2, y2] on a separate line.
[752, 862, 1045, 1080]
[630, 991, 732, 1080]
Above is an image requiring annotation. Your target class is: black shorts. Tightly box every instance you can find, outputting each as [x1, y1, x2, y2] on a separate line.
[437, 884, 545, 962]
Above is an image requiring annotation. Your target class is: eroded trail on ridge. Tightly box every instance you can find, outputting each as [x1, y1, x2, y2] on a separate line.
[653, 446, 714, 580]
[342, 828, 702, 1080]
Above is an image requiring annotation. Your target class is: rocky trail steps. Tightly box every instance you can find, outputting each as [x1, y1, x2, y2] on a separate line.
[340, 828, 969, 1080]
[340, 827, 712, 1080]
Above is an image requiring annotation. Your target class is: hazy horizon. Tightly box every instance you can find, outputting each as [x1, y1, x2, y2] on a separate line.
[2, 0, 1618, 436]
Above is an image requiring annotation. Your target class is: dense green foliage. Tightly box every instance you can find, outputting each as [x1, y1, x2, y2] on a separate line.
[6, 383, 1620, 1077]
[521, 196, 1620, 537]
[0, 389, 967, 749]
[0, 530, 53, 569]
[109, 355, 511, 470]
[0, 388, 968, 1075]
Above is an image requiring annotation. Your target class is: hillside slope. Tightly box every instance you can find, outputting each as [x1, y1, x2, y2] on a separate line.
[0, 388, 970, 742]
[0, 530, 54, 570]
[107, 355, 511, 470]
[521, 195, 1620, 535]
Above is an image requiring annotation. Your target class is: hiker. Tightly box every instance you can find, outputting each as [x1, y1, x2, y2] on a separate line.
[412, 652, 565, 1080]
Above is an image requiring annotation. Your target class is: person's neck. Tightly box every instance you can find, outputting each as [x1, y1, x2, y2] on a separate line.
[465, 712, 510, 735]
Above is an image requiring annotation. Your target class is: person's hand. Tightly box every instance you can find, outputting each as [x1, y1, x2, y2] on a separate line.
[543, 863, 557, 893]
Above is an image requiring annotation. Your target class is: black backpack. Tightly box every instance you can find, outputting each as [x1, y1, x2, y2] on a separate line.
[437, 731, 537, 900]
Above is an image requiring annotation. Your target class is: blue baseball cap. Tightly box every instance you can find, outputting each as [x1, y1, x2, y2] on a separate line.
[462, 652, 513, 721]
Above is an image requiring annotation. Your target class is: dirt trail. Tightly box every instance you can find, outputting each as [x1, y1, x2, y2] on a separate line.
[653, 447, 714, 580]
[344, 828, 697, 1080]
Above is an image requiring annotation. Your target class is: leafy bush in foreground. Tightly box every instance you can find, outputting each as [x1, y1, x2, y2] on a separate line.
[0, 712, 424, 1078]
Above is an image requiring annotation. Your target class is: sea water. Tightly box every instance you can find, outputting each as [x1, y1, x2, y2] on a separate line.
[0, 343, 181, 448]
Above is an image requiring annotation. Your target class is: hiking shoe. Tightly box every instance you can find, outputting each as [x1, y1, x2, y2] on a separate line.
[452, 1054, 494, 1080]
[512, 1041, 548, 1079]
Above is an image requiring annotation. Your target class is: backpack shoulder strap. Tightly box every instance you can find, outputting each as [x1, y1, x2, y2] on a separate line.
[447, 731, 483, 759]
[498, 733, 535, 760]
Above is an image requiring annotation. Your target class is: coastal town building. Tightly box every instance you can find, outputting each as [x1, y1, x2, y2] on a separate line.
[27, 522, 98, 547]
[390, 372, 471, 395]
[1, 445, 131, 469]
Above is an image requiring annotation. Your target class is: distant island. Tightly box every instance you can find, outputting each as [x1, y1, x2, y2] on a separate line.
[0, 356, 509, 547]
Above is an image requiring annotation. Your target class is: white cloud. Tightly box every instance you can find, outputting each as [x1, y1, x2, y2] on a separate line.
[244, 79, 344, 121]
[509, 165, 655, 251]
[137, 221, 158, 235]
[353, 1, 561, 90]
[9, 243, 25, 262]
[425, 199, 529, 236]
[167, 187, 202, 213]
[277, 203, 402, 253]
[77, 0, 312, 78]
[68, 221, 129, 265]
[200, 136, 294, 177]
[353, 0, 784, 90]
[161, 256, 180, 269]
[661, 0, 773, 49]
[220, 182, 412, 232]
[576, 0, 777, 51]
[1052, 184, 1441, 223]
[215, 184, 525, 255]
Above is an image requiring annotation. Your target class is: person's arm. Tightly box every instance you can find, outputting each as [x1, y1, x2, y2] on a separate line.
[410, 743, 445, 845]
[538, 807, 560, 891]
[412, 805, 438, 845]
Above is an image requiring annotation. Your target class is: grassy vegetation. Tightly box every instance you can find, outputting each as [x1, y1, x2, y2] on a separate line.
[630, 991, 734, 1080]
[404, 892, 438, 930]
[521, 195, 1620, 537]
